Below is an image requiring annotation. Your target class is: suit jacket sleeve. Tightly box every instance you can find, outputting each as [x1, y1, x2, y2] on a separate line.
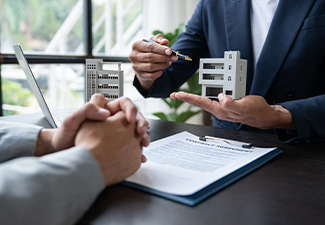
[277, 95, 325, 143]
[0, 121, 105, 225]
[134, 0, 209, 98]
[134, 0, 325, 144]
[0, 121, 42, 162]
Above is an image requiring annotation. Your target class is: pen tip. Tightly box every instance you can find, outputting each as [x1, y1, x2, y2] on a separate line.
[185, 56, 192, 61]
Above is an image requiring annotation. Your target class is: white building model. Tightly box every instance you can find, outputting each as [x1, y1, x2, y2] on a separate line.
[199, 51, 247, 100]
[86, 59, 123, 102]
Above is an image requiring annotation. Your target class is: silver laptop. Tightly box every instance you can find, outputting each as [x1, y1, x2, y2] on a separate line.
[13, 44, 74, 128]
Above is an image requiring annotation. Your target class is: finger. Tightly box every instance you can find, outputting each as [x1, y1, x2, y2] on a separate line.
[63, 103, 110, 130]
[171, 91, 221, 113]
[152, 34, 169, 45]
[135, 70, 164, 81]
[135, 39, 172, 56]
[105, 97, 138, 123]
[150, 35, 172, 55]
[89, 93, 109, 108]
[133, 61, 172, 73]
[141, 154, 147, 163]
[135, 52, 177, 63]
[218, 93, 243, 114]
[141, 134, 150, 147]
[170, 92, 177, 99]
[135, 111, 149, 137]
[107, 98, 149, 136]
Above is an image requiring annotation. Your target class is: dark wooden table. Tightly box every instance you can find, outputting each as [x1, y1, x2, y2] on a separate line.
[1, 114, 325, 225]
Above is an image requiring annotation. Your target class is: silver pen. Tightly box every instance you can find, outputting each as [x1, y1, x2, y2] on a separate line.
[199, 135, 253, 149]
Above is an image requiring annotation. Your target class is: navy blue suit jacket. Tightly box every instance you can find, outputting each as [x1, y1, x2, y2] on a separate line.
[134, 0, 325, 143]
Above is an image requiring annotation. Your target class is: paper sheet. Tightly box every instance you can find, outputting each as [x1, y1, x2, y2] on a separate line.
[126, 131, 276, 196]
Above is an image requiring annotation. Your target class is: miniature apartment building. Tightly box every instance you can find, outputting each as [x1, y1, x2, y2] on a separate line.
[86, 59, 123, 102]
[199, 51, 247, 100]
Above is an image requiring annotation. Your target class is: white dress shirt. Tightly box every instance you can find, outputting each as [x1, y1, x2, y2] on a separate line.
[251, 0, 280, 69]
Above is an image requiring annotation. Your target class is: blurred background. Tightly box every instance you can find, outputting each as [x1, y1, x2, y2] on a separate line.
[0, 0, 205, 124]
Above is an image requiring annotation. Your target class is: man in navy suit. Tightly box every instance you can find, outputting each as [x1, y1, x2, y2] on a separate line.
[129, 0, 325, 143]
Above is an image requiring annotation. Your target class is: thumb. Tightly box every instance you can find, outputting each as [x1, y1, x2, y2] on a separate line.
[218, 93, 235, 110]
[63, 103, 111, 131]
[94, 108, 111, 120]
[83, 104, 111, 121]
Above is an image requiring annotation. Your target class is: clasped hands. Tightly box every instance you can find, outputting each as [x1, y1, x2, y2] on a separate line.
[35, 94, 150, 186]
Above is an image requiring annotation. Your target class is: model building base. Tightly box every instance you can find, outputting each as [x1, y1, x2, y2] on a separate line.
[199, 51, 247, 100]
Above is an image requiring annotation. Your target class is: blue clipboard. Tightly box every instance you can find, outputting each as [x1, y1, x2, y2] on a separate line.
[122, 149, 282, 206]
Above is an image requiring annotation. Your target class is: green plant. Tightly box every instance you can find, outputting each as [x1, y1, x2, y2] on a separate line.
[152, 23, 202, 123]
[2, 78, 33, 116]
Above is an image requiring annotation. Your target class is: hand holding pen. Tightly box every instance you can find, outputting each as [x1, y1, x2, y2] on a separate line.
[129, 34, 192, 92]
[142, 38, 192, 61]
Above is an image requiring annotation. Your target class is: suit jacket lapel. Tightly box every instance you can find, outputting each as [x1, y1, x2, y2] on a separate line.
[224, 0, 254, 94]
[250, 0, 316, 96]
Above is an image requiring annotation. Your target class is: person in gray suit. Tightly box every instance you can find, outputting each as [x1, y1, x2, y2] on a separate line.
[0, 94, 150, 225]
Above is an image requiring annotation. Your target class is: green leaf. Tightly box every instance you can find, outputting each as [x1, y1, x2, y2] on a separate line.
[164, 33, 174, 42]
[174, 23, 185, 36]
[166, 113, 176, 121]
[152, 30, 164, 36]
[179, 72, 202, 96]
[169, 98, 184, 109]
[176, 110, 201, 123]
[176, 23, 185, 31]
[161, 98, 185, 110]
[192, 88, 202, 95]
[165, 32, 173, 38]
[161, 98, 173, 108]
[175, 23, 185, 32]
[152, 112, 168, 121]
[168, 37, 178, 47]
[187, 72, 200, 89]
[2, 78, 33, 115]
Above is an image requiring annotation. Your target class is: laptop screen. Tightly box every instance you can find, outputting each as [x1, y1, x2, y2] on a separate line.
[13, 44, 58, 128]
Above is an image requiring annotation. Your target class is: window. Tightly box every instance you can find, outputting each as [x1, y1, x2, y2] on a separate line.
[1, 64, 84, 115]
[92, 0, 142, 56]
[1, 0, 202, 124]
[0, 0, 142, 116]
[1, 0, 84, 55]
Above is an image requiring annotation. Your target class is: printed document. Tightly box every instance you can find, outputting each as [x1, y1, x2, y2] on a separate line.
[126, 131, 276, 196]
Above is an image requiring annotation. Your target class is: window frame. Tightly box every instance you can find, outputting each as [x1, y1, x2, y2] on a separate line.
[0, 0, 131, 116]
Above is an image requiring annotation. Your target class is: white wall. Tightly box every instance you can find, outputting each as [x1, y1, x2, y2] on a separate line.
[142, 0, 200, 37]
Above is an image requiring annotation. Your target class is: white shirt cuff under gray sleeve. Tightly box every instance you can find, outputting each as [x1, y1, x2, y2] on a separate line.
[0, 146, 105, 225]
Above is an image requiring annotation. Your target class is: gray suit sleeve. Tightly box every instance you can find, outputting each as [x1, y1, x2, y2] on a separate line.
[0, 146, 105, 225]
[0, 121, 42, 162]
[0, 121, 106, 225]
